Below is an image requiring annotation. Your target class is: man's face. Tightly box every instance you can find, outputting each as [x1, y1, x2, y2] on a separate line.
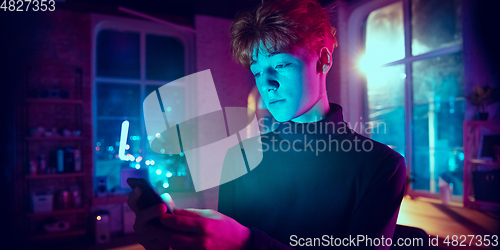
[250, 45, 322, 122]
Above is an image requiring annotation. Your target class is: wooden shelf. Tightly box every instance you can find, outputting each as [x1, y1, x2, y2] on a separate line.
[468, 199, 500, 212]
[25, 136, 85, 141]
[92, 195, 129, 206]
[469, 158, 500, 167]
[29, 229, 86, 240]
[92, 190, 198, 206]
[26, 172, 88, 180]
[463, 120, 500, 211]
[28, 207, 89, 217]
[19, 68, 90, 242]
[25, 98, 83, 105]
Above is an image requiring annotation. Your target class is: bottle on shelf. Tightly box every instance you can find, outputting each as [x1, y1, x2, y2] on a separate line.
[71, 185, 83, 208]
[30, 159, 38, 176]
[38, 154, 47, 174]
[74, 149, 82, 172]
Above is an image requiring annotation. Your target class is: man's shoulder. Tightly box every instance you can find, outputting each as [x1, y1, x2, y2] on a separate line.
[344, 131, 406, 173]
[347, 131, 402, 155]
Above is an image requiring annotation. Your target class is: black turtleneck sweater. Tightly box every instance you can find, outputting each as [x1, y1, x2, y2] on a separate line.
[218, 103, 406, 249]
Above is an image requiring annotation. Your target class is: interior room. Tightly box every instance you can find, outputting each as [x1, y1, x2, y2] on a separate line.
[1, 0, 499, 249]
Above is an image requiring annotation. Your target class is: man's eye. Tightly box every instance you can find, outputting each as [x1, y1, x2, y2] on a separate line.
[254, 72, 261, 77]
[275, 63, 292, 69]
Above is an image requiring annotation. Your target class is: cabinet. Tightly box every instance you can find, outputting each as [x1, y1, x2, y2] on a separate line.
[17, 68, 93, 240]
[463, 120, 500, 211]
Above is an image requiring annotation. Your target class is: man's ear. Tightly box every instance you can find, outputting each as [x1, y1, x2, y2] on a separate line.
[317, 47, 332, 74]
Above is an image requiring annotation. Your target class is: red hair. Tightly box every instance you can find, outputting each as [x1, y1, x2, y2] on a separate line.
[230, 0, 338, 69]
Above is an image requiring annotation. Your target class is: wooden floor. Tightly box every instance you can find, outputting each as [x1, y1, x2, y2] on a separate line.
[396, 197, 499, 249]
[58, 196, 499, 250]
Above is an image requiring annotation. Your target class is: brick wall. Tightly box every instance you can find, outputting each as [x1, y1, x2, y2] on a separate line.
[12, 9, 93, 236]
[194, 15, 256, 210]
[195, 15, 255, 108]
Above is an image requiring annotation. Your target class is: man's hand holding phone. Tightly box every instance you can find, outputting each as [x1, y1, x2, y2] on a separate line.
[127, 179, 251, 250]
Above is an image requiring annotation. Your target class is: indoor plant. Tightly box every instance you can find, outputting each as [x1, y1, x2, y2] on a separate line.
[466, 85, 500, 120]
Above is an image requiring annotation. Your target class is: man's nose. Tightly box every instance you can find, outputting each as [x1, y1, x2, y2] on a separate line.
[261, 69, 280, 92]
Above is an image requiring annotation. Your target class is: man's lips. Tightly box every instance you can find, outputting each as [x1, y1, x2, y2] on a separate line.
[268, 99, 286, 105]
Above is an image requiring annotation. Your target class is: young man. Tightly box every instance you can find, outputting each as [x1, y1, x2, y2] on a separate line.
[128, 0, 406, 249]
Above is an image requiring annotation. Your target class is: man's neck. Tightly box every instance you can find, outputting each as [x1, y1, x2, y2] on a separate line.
[291, 95, 330, 123]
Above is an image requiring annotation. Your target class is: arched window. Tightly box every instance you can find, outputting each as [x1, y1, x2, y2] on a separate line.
[348, 0, 463, 198]
[91, 14, 195, 194]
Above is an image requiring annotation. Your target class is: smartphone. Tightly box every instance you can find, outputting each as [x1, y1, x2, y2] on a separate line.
[127, 178, 175, 215]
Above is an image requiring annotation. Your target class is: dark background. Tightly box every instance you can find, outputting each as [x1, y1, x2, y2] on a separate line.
[1, 0, 499, 247]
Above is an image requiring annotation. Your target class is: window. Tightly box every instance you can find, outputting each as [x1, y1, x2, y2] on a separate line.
[360, 0, 463, 196]
[92, 15, 195, 194]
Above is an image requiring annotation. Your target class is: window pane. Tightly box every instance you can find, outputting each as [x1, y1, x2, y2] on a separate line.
[365, 1, 404, 65]
[146, 85, 186, 124]
[97, 83, 140, 117]
[146, 35, 185, 81]
[412, 0, 462, 55]
[97, 30, 140, 78]
[145, 149, 193, 192]
[146, 85, 160, 97]
[143, 85, 192, 191]
[366, 64, 406, 157]
[95, 120, 141, 191]
[412, 53, 464, 195]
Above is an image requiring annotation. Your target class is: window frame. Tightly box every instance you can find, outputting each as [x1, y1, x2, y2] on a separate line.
[90, 13, 196, 194]
[345, 0, 463, 200]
